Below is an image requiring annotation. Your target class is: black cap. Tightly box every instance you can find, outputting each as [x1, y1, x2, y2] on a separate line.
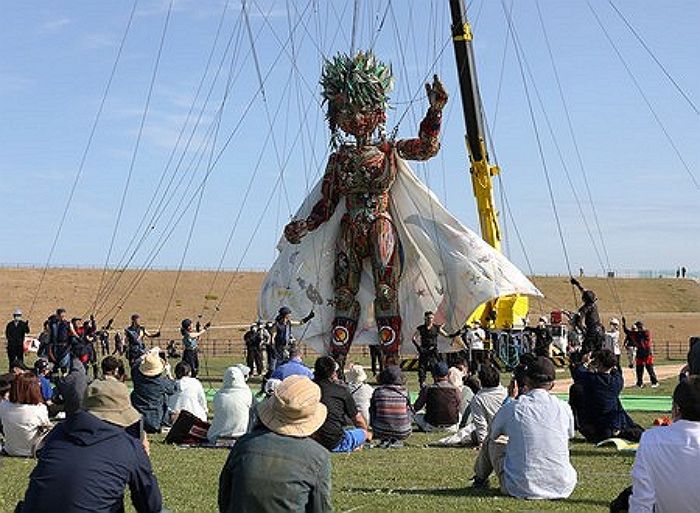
[34, 358, 52, 373]
[525, 356, 556, 384]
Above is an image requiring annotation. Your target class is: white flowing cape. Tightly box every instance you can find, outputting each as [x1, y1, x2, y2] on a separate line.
[258, 154, 541, 354]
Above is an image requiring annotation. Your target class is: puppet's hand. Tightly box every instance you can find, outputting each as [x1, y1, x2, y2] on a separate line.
[426, 75, 448, 110]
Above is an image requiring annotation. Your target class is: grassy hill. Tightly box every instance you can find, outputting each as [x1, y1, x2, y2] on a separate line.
[1, 268, 697, 349]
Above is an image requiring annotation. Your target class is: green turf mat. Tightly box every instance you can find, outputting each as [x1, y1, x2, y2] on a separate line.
[555, 393, 671, 412]
[200, 390, 672, 412]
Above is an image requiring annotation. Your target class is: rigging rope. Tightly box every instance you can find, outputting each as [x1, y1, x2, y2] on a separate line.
[94, 0, 174, 315]
[607, 0, 699, 117]
[498, 0, 577, 308]
[586, 0, 699, 190]
[28, 0, 139, 320]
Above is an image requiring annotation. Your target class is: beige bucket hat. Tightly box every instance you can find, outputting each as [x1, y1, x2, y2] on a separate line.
[84, 378, 141, 427]
[257, 375, 327, 438]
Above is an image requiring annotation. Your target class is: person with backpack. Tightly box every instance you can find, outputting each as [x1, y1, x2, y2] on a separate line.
[124, 314, 160, 367]
[47, 309, 76, 372]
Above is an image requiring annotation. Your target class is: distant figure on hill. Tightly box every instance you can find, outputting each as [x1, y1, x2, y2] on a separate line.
[676, 268, 681, 278]
[681, 266, 687, 278]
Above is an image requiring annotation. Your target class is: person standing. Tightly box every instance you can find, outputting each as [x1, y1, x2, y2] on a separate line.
[570, 278, 605, 353]
[6, 309, 30, 371]
[271, 307, 314, 373]
[124, 314, 160, 367]
[411, 311, 460, 388]
[605, 318, 622, 368]
[466, 320, 487, 370]
[243, 323, 264, 377]
[623, 319, 659, 388]
[180, 318, 209, 378]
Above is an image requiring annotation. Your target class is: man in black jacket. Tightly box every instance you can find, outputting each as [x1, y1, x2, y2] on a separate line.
[18, 379, 166, 513]
[5, 309, 29, 371]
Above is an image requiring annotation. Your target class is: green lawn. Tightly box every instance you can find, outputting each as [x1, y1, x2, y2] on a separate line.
[0, 412, 660, 513]
[0, 352, 678, 512]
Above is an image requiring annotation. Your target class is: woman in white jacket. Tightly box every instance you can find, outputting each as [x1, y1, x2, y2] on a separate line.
[0, 373, 51, 457]
[207, 366, 253, 444]
[169, 361, 208, 422]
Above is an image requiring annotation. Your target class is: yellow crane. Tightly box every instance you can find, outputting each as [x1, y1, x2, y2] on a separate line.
[449, 0, 530, 330]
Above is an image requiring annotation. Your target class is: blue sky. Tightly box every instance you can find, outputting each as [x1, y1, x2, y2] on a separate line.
[0, 0, 698, 277]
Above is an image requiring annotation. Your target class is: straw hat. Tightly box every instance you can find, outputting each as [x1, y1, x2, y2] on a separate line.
[346, 364, 367, 383]
[84, 379, 141, 427]
[257, 375, 327, 437]
[139, 351, 165, 377]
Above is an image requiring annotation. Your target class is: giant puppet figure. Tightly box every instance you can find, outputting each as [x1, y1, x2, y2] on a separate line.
[283, 52, 447, 365]
[259, 51, 540, 366]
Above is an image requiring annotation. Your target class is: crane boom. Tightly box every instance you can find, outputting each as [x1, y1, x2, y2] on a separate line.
[449, 0, 529, 329]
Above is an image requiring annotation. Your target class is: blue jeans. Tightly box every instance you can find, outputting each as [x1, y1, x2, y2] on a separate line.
[331, 428, 366, 453]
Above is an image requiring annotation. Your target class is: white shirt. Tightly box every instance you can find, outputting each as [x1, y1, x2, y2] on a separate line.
[468, 328, 485, 350]
[168, 376, 208, 422]
[630, 419, 700, 513]
[489, 388, 577, 499]
[0, 401, 50, 457]
[605, 330, 621, 355]
[348, 382, 374, 425]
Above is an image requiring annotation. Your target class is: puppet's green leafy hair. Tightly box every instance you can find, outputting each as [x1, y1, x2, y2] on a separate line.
[320, 51, 393, 146]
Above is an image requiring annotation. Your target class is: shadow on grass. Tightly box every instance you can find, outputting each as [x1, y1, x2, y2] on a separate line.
[345, 487, 610, 506]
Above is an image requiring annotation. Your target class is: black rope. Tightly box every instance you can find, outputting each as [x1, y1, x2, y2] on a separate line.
[608, 0, 699, 116]
[94, 0, 174, 312]
[28, 0, 139, 319]
[94, 6, 244, 315]
[498, 0, 577, 308]
[586, 0, 699, 190]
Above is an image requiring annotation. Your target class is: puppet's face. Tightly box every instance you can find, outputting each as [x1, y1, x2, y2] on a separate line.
[335, 107, 386, 138]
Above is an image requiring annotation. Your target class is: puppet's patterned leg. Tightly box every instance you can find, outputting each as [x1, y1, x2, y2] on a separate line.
[371, 216, 403, 363]
[330, 216, 362, 370]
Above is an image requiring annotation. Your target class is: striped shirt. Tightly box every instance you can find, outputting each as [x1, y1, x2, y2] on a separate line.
[370, 385, 412, 440]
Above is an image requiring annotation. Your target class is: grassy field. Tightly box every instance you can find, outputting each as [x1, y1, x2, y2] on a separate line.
[0, 412, 661, 513]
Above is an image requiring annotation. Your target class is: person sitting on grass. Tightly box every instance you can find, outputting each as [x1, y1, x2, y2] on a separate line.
[101, 355, 126, 382]
[33, 358, 54, 405]
[612, 376, 700, 513]
[346, 363, 374, 425]
[448, 366, 473, 422]
[168, 361, 208, 423]
[369, 365, 412, 448]
[270, 345, 314, 381]
[312, 356, 371, 452]
[17, 379, 165, 513]
[434, 364, 506, 447]
[207, 366, 253, 445]
[473, 356, 577, 499]
[53, 353, 89, 416]
[130, 350, 176, 434]
[0, 373, 52, 457]
[570, 349, 642, 443]
[413, 361, 461, 433]
[218, 375, 331, 513]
